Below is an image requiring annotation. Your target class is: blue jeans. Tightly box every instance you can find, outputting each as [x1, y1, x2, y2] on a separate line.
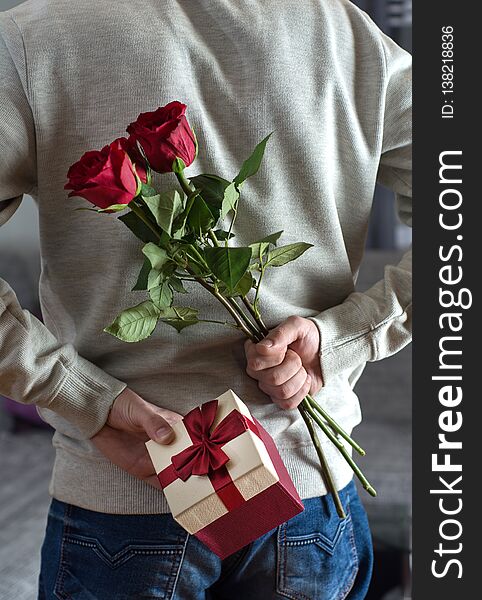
[38, 479, 373, 600]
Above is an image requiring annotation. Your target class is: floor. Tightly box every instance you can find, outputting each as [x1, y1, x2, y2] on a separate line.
[0, 416, 54, 600]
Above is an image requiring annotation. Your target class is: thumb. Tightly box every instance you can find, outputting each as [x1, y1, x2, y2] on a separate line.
[139, 405, 182, 445]
[256, 316, 303, 355]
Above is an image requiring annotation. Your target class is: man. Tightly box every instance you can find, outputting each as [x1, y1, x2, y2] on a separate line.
[0, 0, 411, 598]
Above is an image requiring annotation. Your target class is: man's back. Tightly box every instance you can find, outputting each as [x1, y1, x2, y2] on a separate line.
[0, 0, 411, 514]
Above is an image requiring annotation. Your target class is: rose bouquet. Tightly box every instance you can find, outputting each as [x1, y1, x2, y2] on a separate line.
[65, 101, 376, 518]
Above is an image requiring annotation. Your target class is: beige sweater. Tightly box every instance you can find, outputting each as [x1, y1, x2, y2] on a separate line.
[0, 0, 411, 514]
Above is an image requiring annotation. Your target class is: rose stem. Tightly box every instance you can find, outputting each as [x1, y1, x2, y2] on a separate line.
[205, 228, 263, 340]
[242, 296, 269, 336]
[185, 267, 257, 342]
[299, 402, 346, 519]
[175, 170, 195, 196]
[304, 402, 377, 497]
[173, 171, 365, 503]
[129, 202, 163, 241]
[305, 394, 366, 457]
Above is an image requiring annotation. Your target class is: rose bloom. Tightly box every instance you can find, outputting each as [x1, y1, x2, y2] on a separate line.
[65, 138, 140, 209]
[126, 101, 196, 174]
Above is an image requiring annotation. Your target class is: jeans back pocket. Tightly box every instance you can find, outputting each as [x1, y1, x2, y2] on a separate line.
[276, 487, 359, 600]
[54, 504, 188, 600]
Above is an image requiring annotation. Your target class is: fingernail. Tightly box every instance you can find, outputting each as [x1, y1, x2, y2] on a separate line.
[155, 427, 174, 443]
[259, 339, 273, 348]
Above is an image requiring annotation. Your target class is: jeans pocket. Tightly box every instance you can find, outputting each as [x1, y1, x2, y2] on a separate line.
[53, 505, 188, 600]
[276, 488, 359, 600]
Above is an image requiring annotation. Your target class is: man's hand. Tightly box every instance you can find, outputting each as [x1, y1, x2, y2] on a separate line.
[90, 387, 183, 490]
[245, 316, 323, 410]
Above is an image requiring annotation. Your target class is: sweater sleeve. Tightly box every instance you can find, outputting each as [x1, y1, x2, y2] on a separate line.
[308, 30, 412, 387]
[0, 15, 127, 439]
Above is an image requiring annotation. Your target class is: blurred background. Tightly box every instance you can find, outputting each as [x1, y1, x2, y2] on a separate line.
[0, 1, 412, 599]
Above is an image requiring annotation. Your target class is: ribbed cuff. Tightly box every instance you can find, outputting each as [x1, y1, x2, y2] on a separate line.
[307, 298, 375, 387]
[48, 355, 127, 439]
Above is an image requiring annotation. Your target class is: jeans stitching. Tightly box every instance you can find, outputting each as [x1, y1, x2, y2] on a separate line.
[64, 536, 184, 569]
[164, 533, 188, 599]
[168, 532, 190, 599]
[283, 519, 347, 555]
[335, 494, 359, 600]
[276, 523, 311, 600]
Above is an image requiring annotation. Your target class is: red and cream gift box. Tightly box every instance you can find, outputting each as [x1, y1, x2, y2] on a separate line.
[145, 389, 304, 559]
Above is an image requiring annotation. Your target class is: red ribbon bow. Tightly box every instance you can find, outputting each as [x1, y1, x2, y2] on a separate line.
[157, 398, 262, 512]
[170, 399, 250, 481]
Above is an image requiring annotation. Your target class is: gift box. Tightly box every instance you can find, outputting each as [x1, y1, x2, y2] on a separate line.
[146, 389, 304, 559]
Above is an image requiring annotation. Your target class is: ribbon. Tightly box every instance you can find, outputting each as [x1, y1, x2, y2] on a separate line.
[157, 399, 261, 511]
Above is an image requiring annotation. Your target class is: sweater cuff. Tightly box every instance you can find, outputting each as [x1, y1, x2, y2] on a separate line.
[48, 354, 127, 439]
[307, 298, 376, 387]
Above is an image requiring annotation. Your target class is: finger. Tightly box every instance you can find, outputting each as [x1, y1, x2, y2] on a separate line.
[272, 374, 312, 411]
[255, 316, 307, 356]
[259, 366, 308, 403]
[247, 348, 302, 384]
[245, 339, 286, 373]
[139, 405, 183, 444]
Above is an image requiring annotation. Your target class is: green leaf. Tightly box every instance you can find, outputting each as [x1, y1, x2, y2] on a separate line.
[132, 257, 151, 291]
[149, 281, 173, 308]
[261, 230, 284, 245]
[187, 196, 215, 233]
[213, 229, 235, 241]
[142, 243, 169, 270]
[254, 242, 270, 259]
[143, 190, 183, 235]
[220, 182, 240, 219]
[147, 268, 162, 290]
[171, 188, 201, 239]
[249, 230, 284, 259]
[119, 211, 159, 243]
[265, 242, 313, 267]
[234, 133, 273, 187]
[96, 203, 130, 213]
[148, 262, 177, 289]
[204, 246, 252, 292]
[219, 271, 255, 298]
[189, 174, 230, 220]
[159, 306, 199, 332]
[104, 301, 160, 342]
[169, 276, 188, 294]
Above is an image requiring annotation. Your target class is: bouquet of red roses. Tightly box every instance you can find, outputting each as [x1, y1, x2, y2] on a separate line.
[65, 101, 375, 517]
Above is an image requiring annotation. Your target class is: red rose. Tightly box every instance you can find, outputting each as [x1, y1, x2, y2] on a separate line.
[65, 138, 139, 209]
[126, 101, 197, 174]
